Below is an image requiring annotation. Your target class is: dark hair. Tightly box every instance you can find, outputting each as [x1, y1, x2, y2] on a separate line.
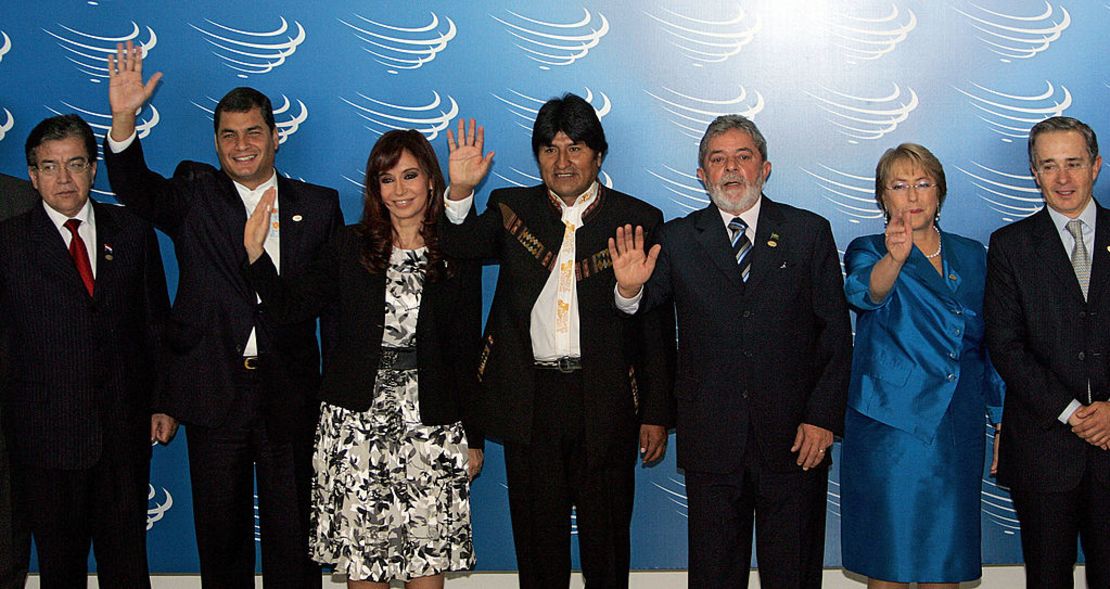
[874, 143, 948, 222]
[213, 87, 276, 134]
[698, 114, 768, 168]
[357, 129, 449, 281]
[25, 114, 97, 167]
[531, 93, 608, 161]
[1028, 116, 1099, 167]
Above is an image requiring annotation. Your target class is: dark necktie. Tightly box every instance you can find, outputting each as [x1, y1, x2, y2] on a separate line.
[728, 216, 752, 282]
[63, 218, 94, 297]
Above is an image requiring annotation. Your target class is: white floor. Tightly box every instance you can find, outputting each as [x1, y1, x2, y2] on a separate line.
[23, 566, 1090, 587]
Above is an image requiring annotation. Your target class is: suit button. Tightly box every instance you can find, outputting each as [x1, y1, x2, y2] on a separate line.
[953, 328, 961, 336]
[948, 352, 958, 360]
[1080, 311, 1088, 318]
[743, 350, 754, 358]
[1079, 352, 1086, 361]
[946, 374, 956, 382]
[742, 310, 752, 318]
[742, 390, 749, 400]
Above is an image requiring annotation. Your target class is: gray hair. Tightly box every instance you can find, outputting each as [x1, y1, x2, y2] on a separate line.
[698, 115, 768, 168]
[1028, 116, 1099, 167]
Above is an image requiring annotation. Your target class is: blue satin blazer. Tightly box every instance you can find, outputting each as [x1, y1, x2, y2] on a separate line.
[844, 231, 1004, 442]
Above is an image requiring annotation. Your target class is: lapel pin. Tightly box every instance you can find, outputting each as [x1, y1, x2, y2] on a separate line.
[768, 232, 780, 247]
[103, 243, 113, 261]
[292, 214, 303, 222]
[949, 273, 957, 281]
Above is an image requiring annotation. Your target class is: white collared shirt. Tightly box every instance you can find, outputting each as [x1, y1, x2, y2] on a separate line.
[1047, 199, 1097, 423]
[444, 182, 600, 360]
[43, 198, 97, 277]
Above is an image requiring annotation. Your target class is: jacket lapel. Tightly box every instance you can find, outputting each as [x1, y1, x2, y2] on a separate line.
[276, 173, 305, 272]
[744, 197, 786, 293]
[693, 204, 742, 291]
[1031, 207, 1086, 303]
[91, 200, 119, 302]
[28, 204, 90, 298]
[1087, 204, 1110, 303]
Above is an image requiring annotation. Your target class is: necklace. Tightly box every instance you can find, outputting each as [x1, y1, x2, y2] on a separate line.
[923, 225, 942, 259]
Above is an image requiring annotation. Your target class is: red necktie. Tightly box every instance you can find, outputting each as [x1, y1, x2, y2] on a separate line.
[63, 219, 95, 297]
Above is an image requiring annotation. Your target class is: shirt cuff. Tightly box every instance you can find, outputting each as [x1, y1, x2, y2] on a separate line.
[106, 130, 137, 153]
[443, 187, 473, 224]
[1059, 399, 1083, 424]
[614, 284, 642, 314]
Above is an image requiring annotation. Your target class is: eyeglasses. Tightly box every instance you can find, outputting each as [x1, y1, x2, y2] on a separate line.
[33, 159, 93, 176]
[1036, 161, 1093, 175]
[887, 180, 935, 193]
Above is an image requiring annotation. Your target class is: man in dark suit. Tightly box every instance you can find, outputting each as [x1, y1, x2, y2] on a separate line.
[0, 114, 173, 587]
[0, 172, 37, 589]
[610, 114, 851, 587]
[441, 97, 675, 588]
[103, 42, 342, 587]
[985, 116, 1110, 589]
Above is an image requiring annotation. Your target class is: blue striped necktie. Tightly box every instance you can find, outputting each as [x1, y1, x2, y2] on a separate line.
[728, 217, 752, 282]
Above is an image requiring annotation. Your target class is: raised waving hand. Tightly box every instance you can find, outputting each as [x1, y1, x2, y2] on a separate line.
[446, 118, 494, 200]
[107, 40, 162, 141]
[608, 224, 661, 299]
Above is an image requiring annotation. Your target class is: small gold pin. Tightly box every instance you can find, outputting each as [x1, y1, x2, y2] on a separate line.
[949, 273, 957, 281]
[292, 214, 303, 222]
[767, 240, 778, 247]
[104, 254, 114, 261]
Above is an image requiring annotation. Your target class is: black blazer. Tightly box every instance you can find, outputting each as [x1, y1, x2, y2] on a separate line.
[440, 184, 675, 469]
[985, 205, 1110, 491]
[637, 199, 852, 474]
[0, 201, 169, 469]
[243, 226, 484, 447]
[104, 138, 342, 432]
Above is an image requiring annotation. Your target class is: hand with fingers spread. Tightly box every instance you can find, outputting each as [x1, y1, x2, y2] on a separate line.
[107, 40, 163, 141]
[244, 188, 276, 264]
[608, 224, 661, 299]
[446, 118, 494, 199]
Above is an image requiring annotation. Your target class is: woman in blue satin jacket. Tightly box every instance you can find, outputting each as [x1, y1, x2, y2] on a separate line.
[840, 143, 1004, 589]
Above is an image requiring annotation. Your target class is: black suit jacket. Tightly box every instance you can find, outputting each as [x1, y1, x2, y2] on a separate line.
[0, 174, 37, 223]
[103, 138, 342, 431]
[441, 185, 675, 469]
[985, 205, 1110, 491]
[637, 199, 852, 474]
[0, 201, 169, 469]
[243, 226, 484, 447]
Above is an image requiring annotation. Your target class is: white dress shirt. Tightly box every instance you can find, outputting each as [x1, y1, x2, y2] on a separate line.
[43, 198, 97, 277]
[1047, 199, 1097, 423]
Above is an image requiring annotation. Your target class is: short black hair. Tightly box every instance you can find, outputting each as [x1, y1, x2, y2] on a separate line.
[531, 93, 608, 161]
[25, 114, 97, 167]
[213, 87, 276, 134]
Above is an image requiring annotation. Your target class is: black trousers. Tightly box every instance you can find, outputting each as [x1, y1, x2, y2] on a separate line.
[185, 363, 320, 589]
[504, 369, 636, 589]
[0, 420, 28, 589]
[686, 429, 828, 589]
[1009, 455, 1110, 589]
[10, 435, 151, 588]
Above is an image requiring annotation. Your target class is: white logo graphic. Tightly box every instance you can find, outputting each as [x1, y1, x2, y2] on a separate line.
[802, 164, 882, 224]
[0, 109, 13, 142]
[0, 31, 11, 63]
[493, 167, 612, 190]
[339, 12, 456, 75]
[146, 485, 173, 530]
[44, 22, 156, 83]
[643, 5, 760, 67]
[822, 4, 916, 64]
[651, 476, 689, 518]
[981, 426, 1019, 534]
[192, 95, 308, 144]
[190, 17, 306, 78]
[645, 87, 765, 142]
[810, 82, 918, 144]
[646, 165, 707, 212]
[953, 1, 1070, 62]
[47, 101, 159, 145]
[491, 7, 609, 70]
[341, 91, 458, 139]
[955, 162, 1042, 222]
[492, 87, 610, 133]
[955, 80, 1070, 143]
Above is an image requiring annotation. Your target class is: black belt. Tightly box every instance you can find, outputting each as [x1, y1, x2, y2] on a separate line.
[534, 357, 582, 372]
[380, 347, 417, 370]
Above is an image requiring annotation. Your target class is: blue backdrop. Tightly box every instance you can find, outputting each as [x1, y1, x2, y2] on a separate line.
[1, 0, 1102, 573]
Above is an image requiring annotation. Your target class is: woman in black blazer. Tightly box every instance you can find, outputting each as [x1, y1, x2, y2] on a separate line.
[243, 129, 483, 589]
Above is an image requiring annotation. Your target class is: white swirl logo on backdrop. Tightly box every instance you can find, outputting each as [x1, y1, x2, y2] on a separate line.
[492, 87, 610, 133]
[955, 80, 1070, 143]
[643, 5, 760, 67]
[0, 109, 13, 142]
[953, 1, 1070, 62]
[44, 22, 156, 83]
[0, 31, 11, 63]
[646, 165, 706, 212]
[146, 484, 173, 530]
[651, 476, 689, 518]
[47, 100, 159, 154]
[341, 91, 458, 139]
[339, 12, 456, 75]
[823, 4, 916, 64]
[492, 166, 612, 190]
[192, 94, 308, 144]
[981, 426, 1019, 534]
[809, 82, 918, 144]
[955, 162, 1042, 222]
[491, 7, 609, 70]
[645, 87, 765, 142]
[802, 164, 881, 224]
[190, 17, 305, 78]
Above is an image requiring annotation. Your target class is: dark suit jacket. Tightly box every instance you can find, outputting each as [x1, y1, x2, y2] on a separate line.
[441, 184, 675, 469]
[985, 205, 1110, 491]
[637, 198, 852, 474]
[0, 201, 169, 469]
[103, 138, 342, 431]
[243, 226, 484, 447]
[0, 173, 37, 223]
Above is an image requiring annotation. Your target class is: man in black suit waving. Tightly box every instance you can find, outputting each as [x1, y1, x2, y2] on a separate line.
[985, 116, 1110, 589]
[102, 42, 342, 587]
[0, 114, 173, 587]
[610, 114, 851, 587]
